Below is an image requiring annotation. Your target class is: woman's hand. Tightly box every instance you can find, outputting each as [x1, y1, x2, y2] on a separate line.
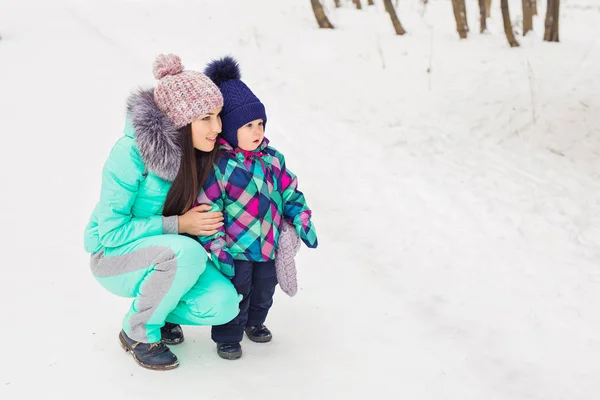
[178, 204, 224, 236]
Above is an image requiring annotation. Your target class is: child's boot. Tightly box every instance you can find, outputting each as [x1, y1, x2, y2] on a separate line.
[216, 342, 242, 360]
[244, 324, 272, 343]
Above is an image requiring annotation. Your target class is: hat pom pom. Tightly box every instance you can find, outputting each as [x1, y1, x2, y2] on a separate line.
[153, 54, 184, 80]
[204, 56, 241, 86]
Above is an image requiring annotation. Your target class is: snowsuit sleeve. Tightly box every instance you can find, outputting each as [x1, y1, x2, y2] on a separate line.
[197, 165, 235, 278]
[276, 152, 318, 249]
[96, 137, 178, 248]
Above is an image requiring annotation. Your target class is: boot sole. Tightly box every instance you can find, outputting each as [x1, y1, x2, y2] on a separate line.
[161, 337, 184, 346]
[217, 351, 242, 360]
[119, 332, 179, 371]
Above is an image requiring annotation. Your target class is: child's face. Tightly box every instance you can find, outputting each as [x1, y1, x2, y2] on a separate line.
[237, 119, 265, 151]
[191, 106, 222, 152]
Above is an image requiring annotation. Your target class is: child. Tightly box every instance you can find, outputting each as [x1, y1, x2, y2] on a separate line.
[197, 56, 318, 360]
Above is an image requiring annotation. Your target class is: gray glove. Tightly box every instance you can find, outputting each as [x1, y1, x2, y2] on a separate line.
[275, 220, 302, 297]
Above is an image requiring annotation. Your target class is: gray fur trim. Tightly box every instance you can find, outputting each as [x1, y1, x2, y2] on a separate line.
[127, 88, 181, 182]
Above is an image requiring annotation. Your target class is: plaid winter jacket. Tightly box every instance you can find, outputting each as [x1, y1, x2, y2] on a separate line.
[197, 138, 318, 277]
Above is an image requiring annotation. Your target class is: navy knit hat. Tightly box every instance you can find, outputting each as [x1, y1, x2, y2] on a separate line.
[204, 56, 267, 148]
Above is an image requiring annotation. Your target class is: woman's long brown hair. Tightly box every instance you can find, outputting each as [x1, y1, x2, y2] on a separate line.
[163, 124, 218, 217]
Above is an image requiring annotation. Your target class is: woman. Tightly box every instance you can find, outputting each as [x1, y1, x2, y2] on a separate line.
[83, 54, 240, 371]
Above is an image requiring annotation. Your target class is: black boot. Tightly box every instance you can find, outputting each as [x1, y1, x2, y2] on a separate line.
[160, 322, 184, 345]
[119, 330, 179, 370]
[216, 342, 242, 360]
[244, 324, 272, 343]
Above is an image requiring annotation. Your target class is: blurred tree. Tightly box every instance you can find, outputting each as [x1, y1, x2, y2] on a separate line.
[544, 0, 560, 42]
[368, 0, 375, 5]
[532, 0, 537, 15]
[479, 0, 487, 32]
[523, 0, 533, 35]
[311, 0, 335, 28]
[383, 0, 406, 35]
[334, 0, 341, 7]
[451, 0, 469, 39]
[501, 0, 520, 46]
[353, 0, 362, 9]
[485, 0, 492, 17]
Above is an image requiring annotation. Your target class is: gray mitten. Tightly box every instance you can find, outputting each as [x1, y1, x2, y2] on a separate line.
[275, 220, 302, 296]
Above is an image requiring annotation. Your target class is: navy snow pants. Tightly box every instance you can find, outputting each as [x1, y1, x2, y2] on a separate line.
[211, 259, 278, 343]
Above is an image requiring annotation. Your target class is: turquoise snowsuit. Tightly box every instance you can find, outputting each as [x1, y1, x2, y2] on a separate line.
[84, 89, 240, 343]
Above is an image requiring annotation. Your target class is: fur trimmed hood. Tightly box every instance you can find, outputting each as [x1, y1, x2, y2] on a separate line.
[126, 88, 181, 182]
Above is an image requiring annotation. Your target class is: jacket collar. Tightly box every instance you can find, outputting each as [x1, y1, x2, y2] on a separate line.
[126, 88, 181, 182]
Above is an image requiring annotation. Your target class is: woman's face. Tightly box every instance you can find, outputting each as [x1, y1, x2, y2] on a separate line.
[236, 119, 265, 151]
[191, 106, 223, 152]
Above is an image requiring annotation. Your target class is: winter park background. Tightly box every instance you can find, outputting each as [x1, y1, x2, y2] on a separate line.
[0, 0, 599, 399]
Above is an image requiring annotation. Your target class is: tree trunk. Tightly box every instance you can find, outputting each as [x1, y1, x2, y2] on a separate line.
[501, 0, 520, 47]
[334, 0, 341, 7]
[544, 0, 560, 42]
[383, 0, 406, 35]
[479, 0, 487, 33]
[532, 0, 538, 15]
[368, 0, 375, 5]
[310, 0, 335, 29]
[353, 0, 363, 9]
[485, 0, 492, 17]
[522, 0, 533, 35]
[451, 0, 469, 39]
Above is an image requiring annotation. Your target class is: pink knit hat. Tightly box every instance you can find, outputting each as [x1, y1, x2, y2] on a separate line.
[152, 54, 224, 129]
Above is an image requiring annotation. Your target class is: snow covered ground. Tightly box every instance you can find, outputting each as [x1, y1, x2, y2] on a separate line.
[0, 0, 599, 399]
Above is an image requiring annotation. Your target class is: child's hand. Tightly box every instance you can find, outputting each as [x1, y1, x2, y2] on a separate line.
[178, 204, 224, 236]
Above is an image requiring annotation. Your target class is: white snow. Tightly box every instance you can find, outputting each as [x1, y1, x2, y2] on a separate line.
[0, 0, 599, 399]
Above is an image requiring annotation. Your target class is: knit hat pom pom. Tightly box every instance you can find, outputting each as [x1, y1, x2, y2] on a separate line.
[204, 56, 241, 86]
[153, 54, 184, 80]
